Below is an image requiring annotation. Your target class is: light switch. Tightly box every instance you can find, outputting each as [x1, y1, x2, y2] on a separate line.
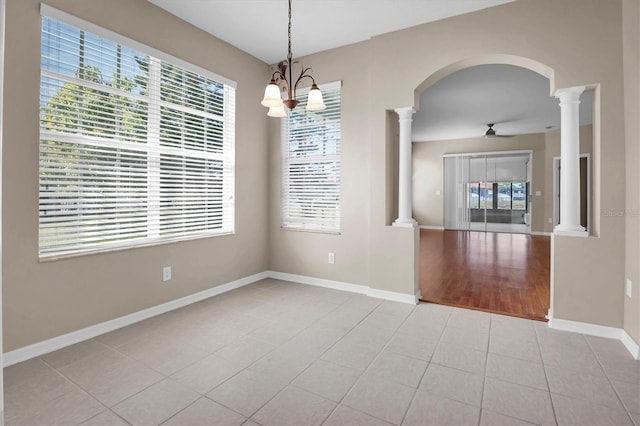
[535, 191, 542, 196]
[435, 190, 441, 196]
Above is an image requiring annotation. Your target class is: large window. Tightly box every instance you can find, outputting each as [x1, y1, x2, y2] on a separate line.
[282, 82, 341, 233]
[39, 8, 236, 258]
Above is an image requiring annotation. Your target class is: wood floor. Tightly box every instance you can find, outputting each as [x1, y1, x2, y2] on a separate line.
[419, 229, 551, 321]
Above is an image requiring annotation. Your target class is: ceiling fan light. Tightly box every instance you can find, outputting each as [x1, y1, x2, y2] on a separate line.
[305, 84, 326, 111]
[261, 80, 283, 108]
[485, 123, 496, 138]
[267, 104, 287, 118]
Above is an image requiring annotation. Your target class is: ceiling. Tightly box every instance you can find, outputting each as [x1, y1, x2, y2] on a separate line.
[413, 64, 593, 141]
[148, 1, 592, 141]
[148, 0, 515, 64]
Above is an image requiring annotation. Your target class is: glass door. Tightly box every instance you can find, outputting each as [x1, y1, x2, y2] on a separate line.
[445, 152, 531, 234]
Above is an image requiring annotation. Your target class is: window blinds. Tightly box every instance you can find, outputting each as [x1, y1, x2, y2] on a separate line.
[281, 82, 341, 232]
[39, 11, 235, 258]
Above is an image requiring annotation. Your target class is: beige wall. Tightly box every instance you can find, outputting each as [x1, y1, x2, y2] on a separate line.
[2, 0, 269, 351]
[412, 134, 546, 232]
[2, 0, 637, 353]
[269, 0, 629, 330]
[267, 41, 373, 287]
[623, 0, 640, 343]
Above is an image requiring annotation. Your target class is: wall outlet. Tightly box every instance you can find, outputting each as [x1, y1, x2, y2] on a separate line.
[435, 190, 441, 196]
[163, 266, 172, 281]
[535, 191, 542, 196]
[548, 218, 552, 224]
[626, 279, 632, 298]
[328, 252, 335, 264]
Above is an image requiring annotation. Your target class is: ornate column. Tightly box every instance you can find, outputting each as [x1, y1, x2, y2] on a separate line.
[554, 86, 587, 236]
[393, 107, 418, 228]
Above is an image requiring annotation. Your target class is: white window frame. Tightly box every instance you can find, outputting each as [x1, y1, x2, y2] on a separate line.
[39, 5, 236, 259]
[281, 81, 341, 233]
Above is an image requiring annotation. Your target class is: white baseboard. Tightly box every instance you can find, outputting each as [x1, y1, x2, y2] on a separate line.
[621, 330, 640, 360]
[549, 317, 640, 360]
[549, 317, 622, 339]
[267, 271, 420, 305]
[6, 269, 636, 366]
[419, 225, 444, 230]
[266, 271, 368, 295]
[3, 270, 423, 366]
[3, 271, 269, 367]
[367, 288, 421, 305]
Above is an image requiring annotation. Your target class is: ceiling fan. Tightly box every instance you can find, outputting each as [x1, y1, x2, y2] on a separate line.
[484, 123, 513, 138]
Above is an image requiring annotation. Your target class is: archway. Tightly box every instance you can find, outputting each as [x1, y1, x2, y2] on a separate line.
[403, 55, 590, 320]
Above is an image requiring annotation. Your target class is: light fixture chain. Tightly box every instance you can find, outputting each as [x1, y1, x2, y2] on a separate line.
[287, 0, 292, 61]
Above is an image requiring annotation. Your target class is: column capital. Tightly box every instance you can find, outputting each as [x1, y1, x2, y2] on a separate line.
[554, 86, 586, 102]
[395, 106, 416, 120]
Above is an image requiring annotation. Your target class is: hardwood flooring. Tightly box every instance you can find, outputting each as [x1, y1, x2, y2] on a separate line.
[419, 229, 551, 321]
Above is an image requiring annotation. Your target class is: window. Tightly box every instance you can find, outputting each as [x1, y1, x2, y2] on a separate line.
[496, 182, 527, 210]
[39, 8, 236, 258]
[469, 183, 494, 209]
[281, 82, 341, 232]
[511, 182, 527, 210]
[497, 183, 512, 209]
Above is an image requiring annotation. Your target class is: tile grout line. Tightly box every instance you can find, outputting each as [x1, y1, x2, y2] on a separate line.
[584, 336, 637, 423]
[320, 300, 416, 425]
[400, 304, 454, 425]
[533, 323, 559, 426]
[477, 314, 493, 426]
[207, 291, 385, 423]
[39, 352, 161, 423]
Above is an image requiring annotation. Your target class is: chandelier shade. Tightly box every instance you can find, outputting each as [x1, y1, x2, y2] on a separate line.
[261, 80, 284, 108]
[305, 84, 326, 111]
[267, 104, 287, 117]
[261, 0, 325, 116]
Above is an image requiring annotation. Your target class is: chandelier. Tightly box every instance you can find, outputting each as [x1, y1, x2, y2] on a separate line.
[261, 0, 325, 117]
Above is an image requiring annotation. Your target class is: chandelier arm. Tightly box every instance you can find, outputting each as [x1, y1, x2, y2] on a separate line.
[293, 68, 316, 93]
[281, 76, 293, 101]
[270, 70, 282, 81]
[263, 0, 319, 113]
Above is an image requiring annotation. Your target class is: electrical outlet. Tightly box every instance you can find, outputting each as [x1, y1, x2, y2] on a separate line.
[328, 252, 335, 264]
[163, 266, 172, 281]
[626, 279, 632, 298]
[548, 218, 552, 224]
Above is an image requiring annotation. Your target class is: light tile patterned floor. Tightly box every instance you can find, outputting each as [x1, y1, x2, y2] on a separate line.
[4, 279, 639, 426]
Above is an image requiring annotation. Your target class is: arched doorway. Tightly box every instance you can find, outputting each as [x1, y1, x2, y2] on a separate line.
[405, 55, 592, 320]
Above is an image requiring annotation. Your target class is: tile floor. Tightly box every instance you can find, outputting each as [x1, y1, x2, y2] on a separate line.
[3, 278, 639, 426]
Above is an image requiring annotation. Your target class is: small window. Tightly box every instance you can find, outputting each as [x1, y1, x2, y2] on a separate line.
[497, 183, 512, 209]
[480, 183, 493, 209]
[469, 184, 480, 209]
[281, 82, 341, 233]
[512, 182, 527, 210]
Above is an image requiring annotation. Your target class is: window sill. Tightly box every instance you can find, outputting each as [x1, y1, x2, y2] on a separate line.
[280, 226, 341, 236]
[38, 231, 235, 263]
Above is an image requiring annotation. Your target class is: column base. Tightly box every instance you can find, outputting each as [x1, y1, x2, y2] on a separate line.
[554, 224, 588, 237]
[392, 218, 418, 228]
